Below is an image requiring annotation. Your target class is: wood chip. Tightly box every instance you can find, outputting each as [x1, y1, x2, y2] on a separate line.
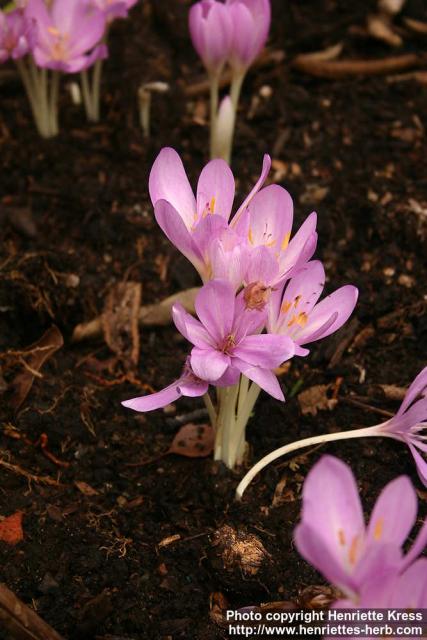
[292, 53, 426, 78]
[158, 534, 181, 549]
[0, 583, 64, 640]
[0, 512, 24, 545]
[102, 281, 142, 366]
[298, 384, 338, 416]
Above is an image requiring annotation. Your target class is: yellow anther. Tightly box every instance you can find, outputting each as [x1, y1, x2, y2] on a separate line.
[287, 312, 308, 328]
[209, 196, 216, 213]
[48, 26, 61, 36]
[281, 232, 291, 251]
[248, 228, 254, 245]
[373, 518, 384, 541]
[338, 529, 346, 546]
[348, 536, 360, 566]
[281, 300, 292, 314]
[294, 295, 301, 308]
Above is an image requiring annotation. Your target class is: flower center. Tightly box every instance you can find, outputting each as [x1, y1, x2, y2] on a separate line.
[221, 334, 236, 355]
[244, 281, 271, 311]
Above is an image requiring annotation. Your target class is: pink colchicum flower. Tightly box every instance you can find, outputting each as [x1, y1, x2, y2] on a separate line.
[149, 147, 270, 282]
[375, 367, 427, 485]
[233, 184, 318, 287]
[189, 0, 233, 76]
[87, 0, 138, 20]
[26, 0, 107, 73]
[267, 260, 359, 356]
[149, 148, 318, 287]
[0, 9, 34, 62]
[122, 358, 209, 412]
[172, 279, 295, 401]
[226, 0, 271, 73]
[335, 558, 427, 611]
[294, 455, 427, 602]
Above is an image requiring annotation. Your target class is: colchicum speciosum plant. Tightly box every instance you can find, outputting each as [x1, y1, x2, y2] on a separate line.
[236, 365, 427, 497]
[122, 147, 358, 470]
[0, 0, 138, 137]
[189, 0, 271, 163]
[294, 455, 427, 609]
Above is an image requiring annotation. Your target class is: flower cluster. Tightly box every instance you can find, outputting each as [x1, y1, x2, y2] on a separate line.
[189, 0, 271, 77]
[123, 149, 358, 468]
[295, 455, 427, 608]
[189, 0, 271, 161]
[0, 0, 138, 136]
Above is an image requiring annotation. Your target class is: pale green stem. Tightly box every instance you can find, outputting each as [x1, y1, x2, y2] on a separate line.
[232, 381, 261, 465]
[16, 58, 41, 125]
[17, 59, 59, 138]
[203, 392, 217, 427]
[49, 70, 60, 136]
[90, 56, 104, 122]
[214, 387, 226, 461]
[80, 69, 94, 121]
[209, 72, 220, 159]
[221, 384, 240, 468]
[236, 424, 384, 500]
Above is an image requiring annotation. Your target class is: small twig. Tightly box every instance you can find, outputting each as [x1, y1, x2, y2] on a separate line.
[292, 52, 427, 78]
[0, 457, 61, 486]
[341, 396, 394, 418]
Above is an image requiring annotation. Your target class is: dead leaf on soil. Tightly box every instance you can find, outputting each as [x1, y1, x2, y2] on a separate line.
[377, 384, 407, 401]
[102, 281, 142, 367]
[271, 477, 296, 508]
[74, 481, 99, 496]
[0, 511, 24, 545]
[8, 325, 64, 410]
[298, 384, 338, 416]
[168, 423, 214, 458]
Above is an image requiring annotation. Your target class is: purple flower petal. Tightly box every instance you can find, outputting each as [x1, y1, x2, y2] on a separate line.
[233, 333, 294, 369]
[232, 358, 284, 400]
[122, 381, 181, 411]
[232, 154, 271, 226]
[190, 347, 230, 381]
[149, 148, 196, 228]
[296, 285, 359, 345]
[366, 475, 417, 548]
[196, 158, 235, 222]
[154, 199, 204, 274]
[247, 184, 293, 251]
[172, 303, 214, 349]
[194, 279, 235, 343]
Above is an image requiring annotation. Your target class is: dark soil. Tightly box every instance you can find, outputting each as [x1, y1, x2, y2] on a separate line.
[0, 1, 427, 639]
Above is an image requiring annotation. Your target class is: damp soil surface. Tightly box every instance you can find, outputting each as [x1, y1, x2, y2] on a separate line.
[0, 1, 427, 639]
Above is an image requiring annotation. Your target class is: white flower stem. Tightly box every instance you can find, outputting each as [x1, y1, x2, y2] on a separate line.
[211, 376, 262, 469]
[203, 392, 217, 426]
[209, 72, 220, 159]
[16, 58, 60, 138]
[236, 424, 384, 500]
[218, 70, 245, 163]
